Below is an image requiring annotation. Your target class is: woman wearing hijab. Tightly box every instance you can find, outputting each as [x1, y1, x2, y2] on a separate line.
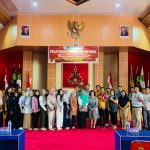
[47, 88, 56, 130]
[70, 90, 77, 129]
[39, 89, 47, 130]
[11, 91, 20, 129]
[32, 90, 40, 130]
[78, 89, 89, 128]
[23, 91, 32, 129]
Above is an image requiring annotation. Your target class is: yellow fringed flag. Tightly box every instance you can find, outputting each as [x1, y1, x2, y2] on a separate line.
[129, 65, 134, 88]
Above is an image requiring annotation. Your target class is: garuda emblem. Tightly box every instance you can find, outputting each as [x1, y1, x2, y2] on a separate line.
[67, 20, 85, 39]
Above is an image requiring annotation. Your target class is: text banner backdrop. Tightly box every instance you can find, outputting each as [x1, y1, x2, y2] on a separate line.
[48, 46, 99, 63]
[63, 63, 88, 88]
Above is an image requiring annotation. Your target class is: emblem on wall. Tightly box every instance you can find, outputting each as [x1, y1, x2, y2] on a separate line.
[67, 20, 85, 39]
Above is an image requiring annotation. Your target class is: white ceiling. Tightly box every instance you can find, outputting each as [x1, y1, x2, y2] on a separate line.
[1, 0, 150, 17]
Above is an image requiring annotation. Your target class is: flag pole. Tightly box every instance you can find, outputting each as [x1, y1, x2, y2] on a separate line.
[148, 72, 150, 87]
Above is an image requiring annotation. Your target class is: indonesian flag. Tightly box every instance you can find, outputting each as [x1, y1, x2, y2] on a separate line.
[4, 69, 8, 89]
[107, 72, 113, 89]
[26, 72, 31, 88]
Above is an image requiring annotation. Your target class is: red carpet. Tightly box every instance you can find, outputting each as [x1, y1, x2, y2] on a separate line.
[25, 128, 115, 150]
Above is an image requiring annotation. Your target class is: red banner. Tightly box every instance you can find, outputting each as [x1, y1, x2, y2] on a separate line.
[63, 64, 88, 88]
[48, 46, 98, 63]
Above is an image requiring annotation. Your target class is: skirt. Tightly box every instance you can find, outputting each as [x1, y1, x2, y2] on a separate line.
[23, 114, 31, 129]
[89, 107, 99, 119]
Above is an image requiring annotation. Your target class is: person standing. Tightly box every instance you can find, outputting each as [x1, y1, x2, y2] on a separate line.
[0, 91, 6, 127]
[32, 90, 40, 130]
[143, 87, 150, 130]
[3, 87, 13, 126]
[63, 89, 70, 129]
[105, 87, 111, 126]
[78, 89, 89, 129]
[39, 89, 47, 130]
[88, 90, 98, 129]
[131, 86, 144, 130]
[23, 91, 32, 129]
[118, 90, 130, 130]
[70, 90, 78, 129]
[11, 91, 20, 129]
[47, 89, 56, 130]
[56, 89, 64, 130]
[98, 87, 107, 128]
[95, 85, 101, 126]
[18, 90, 26, 129]
[108, 89, 118, 129]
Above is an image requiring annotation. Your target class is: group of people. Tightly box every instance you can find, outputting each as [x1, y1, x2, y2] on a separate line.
[0, 82, 150, 131]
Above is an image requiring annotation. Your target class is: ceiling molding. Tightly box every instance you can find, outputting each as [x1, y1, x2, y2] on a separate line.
[0, 8, 11, 25]
[141, 13, 150, 28]
[65, 0, 90, 6]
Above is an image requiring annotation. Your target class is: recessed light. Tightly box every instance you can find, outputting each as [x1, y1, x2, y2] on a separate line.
[116, 3, 120, 8]
[33, 2, 37, 6]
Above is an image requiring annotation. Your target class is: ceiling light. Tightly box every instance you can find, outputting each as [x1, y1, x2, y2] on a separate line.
[116, 3, 120, 8]
[33, 2, 37, 6]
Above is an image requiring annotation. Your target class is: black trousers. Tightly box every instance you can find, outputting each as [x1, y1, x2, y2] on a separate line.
[32, 112, 39, 129]
[40, 107, 46, 128]
[71, 115, 77, 127]
[99, 108, 106, 127]
[105, 109, 110, 124]
[19, 113, 24, 128]
[78, 111, 87, 128]
[63, 103, 68, 128]
[12, 112, 20, 129]
[110, 112, 117, 126]
[0, 112, 3, 127]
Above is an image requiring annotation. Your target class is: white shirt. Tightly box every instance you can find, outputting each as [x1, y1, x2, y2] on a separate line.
[39, 95, 46, 111]
[132, 92, 143, 107]
[143, 93, 150, 110]
[56, 95, 63, 109]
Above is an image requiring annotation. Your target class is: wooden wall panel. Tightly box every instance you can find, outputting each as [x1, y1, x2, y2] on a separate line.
[0, 17, 17, 50]
[94, 47, 104, 88]
[104, 50, 119, 90]
[17, 15, 137, 47]
[33, 51, 47, 90]
[119, 47, 128, 91]
[22, 47, 33, 89]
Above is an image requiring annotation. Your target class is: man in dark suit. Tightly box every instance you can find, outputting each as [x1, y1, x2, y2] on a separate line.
[121, 26, 129, 36]
[21, 26, 29, 36]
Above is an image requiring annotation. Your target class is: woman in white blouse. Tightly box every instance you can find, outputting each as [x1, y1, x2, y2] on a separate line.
[56, 89, 64, 130]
